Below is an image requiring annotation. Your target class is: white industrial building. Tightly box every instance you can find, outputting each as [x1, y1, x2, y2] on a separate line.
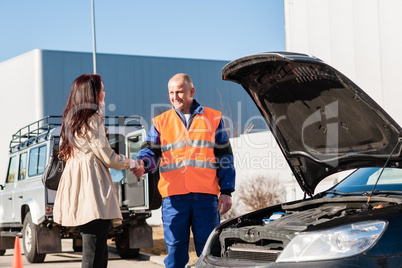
[284, 0, 402, 125]
[280, 0, 402, 200]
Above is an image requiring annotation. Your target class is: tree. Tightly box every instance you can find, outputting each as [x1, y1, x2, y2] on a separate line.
[236, 175, 285, 213]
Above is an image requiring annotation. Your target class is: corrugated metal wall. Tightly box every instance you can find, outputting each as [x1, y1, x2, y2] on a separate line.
[40, 50, 263, 135]
[0, 49, 265, 182]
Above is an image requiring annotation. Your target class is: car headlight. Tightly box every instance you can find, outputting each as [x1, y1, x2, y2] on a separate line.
[277, 220, 387, 262]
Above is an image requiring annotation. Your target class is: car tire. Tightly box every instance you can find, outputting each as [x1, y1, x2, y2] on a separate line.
[148, 168, 162, 210]
[22, 212, 46, 263]
[0, 249, 5, 256]
[115, 228, 140, 259]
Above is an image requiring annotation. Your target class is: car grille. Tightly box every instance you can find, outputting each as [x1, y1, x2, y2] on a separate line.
[226, 244, 281, 262]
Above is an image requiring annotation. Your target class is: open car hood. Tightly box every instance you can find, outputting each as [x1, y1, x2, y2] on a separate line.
[222, 52, 402, 196]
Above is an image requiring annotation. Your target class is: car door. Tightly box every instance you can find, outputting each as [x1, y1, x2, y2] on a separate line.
[124, 129, 149, 209]
[12, 151, 28, 224]
[1, 155, 19, 224]
[24, 144, 47, 222]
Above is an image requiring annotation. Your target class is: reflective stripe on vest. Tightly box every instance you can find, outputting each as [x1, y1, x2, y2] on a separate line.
[159, 159, 218, 173]
[153, 108, 221, 198]
[160, 139, 215, 153]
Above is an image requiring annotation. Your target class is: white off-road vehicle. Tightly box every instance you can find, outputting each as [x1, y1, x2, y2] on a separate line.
[0, 116, 161, 263]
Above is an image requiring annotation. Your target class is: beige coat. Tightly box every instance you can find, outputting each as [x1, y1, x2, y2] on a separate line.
[53, 113, 128, 227]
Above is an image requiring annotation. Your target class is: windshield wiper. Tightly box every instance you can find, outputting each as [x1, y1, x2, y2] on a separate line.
[371, 190, 402, 196]
[324, 190, 368, 196]
[325, 189, 402, 199]
[324, 190, 347, 196]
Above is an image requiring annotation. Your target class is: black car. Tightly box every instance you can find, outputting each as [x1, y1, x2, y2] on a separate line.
[196, 52, 402, 267]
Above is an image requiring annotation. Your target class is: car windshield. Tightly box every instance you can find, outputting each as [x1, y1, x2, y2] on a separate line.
[329, 167, 402, 194]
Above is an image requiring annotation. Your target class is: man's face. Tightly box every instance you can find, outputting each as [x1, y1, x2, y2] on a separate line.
[168, 79, 195, 114]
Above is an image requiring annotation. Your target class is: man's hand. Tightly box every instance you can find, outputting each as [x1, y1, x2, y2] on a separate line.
[131, 159, 145, 178]
[218, 194, 232, 215]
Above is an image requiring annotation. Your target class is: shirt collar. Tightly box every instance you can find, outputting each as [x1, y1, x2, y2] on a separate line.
[173, 99, 204, 117]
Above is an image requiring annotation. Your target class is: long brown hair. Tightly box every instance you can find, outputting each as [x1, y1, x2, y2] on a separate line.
[59, 74, 103, 160]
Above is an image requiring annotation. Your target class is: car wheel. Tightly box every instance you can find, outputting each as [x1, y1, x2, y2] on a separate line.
[0, 249, 5, 256]
[115, 228, 140, 259]
[148, 168, 162, 210]
[22, 212, 46, 263]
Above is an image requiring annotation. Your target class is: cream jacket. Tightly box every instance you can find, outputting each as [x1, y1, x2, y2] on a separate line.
[53, 113, 128, 227]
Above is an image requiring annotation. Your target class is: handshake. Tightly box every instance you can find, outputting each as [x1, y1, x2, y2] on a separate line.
[126, 159, 145, 178]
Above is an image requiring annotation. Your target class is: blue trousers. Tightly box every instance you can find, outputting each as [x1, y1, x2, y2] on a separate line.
[162, 193, 220, 268]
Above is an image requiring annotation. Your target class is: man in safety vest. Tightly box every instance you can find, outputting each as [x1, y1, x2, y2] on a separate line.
[132, 73, 235, 268]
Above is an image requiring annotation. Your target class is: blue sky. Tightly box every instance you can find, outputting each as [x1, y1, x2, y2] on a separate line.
[0, 0, 285, 63]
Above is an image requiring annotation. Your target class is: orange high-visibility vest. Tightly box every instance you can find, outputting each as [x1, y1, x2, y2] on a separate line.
[153, 108, 222, 198]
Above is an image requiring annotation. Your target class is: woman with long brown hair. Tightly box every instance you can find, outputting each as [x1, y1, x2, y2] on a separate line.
[53, 74, 132, 268]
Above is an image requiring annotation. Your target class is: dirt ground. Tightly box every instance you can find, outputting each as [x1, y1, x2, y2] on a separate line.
[140, 225, 199, 266]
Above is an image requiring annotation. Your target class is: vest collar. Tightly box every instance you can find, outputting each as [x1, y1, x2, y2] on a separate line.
[173, 99, 204, 129]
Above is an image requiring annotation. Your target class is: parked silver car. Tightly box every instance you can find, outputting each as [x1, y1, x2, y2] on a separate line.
[196, 52, 402, 267]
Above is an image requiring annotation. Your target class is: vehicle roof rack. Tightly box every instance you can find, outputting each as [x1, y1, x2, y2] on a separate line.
[10, 116, 62, 149]
[9, 115, 143, 149]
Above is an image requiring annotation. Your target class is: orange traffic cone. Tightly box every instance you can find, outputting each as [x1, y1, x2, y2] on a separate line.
[12, 236, 23, 268]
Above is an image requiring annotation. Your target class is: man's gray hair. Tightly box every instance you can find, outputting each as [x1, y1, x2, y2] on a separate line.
[169, 73, 194, 87]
